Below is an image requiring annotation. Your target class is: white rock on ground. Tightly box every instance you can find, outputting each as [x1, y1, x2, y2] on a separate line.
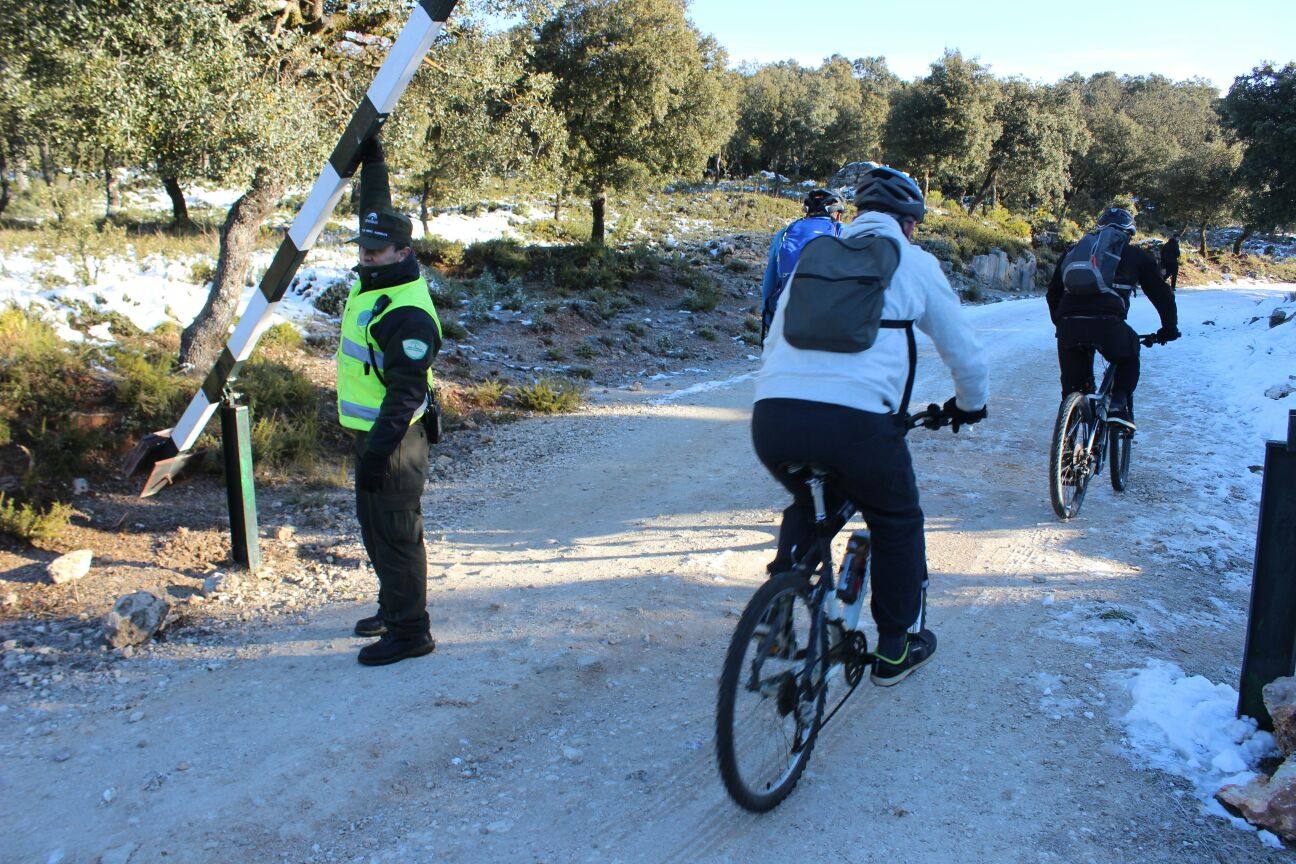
[46, 550, 93, 585]
[101, 592, 169, 648]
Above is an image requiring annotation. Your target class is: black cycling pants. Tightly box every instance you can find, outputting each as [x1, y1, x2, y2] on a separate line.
[1056, 317, 1140, 401]
[354, 422, 430, 637]
[751, 398, 926, 638]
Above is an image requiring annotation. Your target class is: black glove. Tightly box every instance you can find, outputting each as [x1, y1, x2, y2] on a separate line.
[942, 397, 987, 433]
[1156, 325, 1181, 344]
[356, 450, 389, 492]
[357, 131, 385, 166]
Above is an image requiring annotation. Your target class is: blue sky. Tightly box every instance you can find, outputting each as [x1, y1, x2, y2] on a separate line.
[685, 0, 1295, 89]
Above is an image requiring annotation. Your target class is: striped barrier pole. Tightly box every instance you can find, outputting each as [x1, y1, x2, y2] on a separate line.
[125, 0, 459, 497]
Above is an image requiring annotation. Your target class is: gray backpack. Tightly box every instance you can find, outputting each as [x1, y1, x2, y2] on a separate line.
[1061, 226, 1129, 298]
[782, 233, 902, 353]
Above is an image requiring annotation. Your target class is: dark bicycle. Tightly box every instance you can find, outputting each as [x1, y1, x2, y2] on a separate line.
[714, 405, 954, 812]
[1048, 334, 1162, 520]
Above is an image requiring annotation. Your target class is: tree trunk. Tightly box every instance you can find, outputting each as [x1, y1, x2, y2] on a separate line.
[590, 195, 606, 244]
[553, 190, 561, 222]
[0, 145, 10, 219]
[968, 165, 998, 213]
[179, 167, 283, 371]
[162, 176, 192, 230]
[921, 171, 930, 199]
[104, 151, 120, 219]
[1232, 225, 1254, 256]
[1198, 223, 1208, 257]
[37, 141, 53, 186]
[419, 175, 430, 235]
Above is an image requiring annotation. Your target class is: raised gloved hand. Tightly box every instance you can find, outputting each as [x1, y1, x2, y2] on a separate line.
[357, 131, 385, 166]
[356, 450, 389, 492]
[1156, 325, 1181, 344]
[942, 397, 987, 434]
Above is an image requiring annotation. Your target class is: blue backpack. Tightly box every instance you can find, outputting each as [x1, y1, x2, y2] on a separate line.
[777, 217, 840, 283]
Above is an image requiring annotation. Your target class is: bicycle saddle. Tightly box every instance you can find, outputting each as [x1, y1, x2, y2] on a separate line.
[780, 463, 834, 480]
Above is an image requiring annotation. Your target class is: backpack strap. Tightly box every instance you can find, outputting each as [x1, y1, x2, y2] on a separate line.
[879, 319, 917, 422]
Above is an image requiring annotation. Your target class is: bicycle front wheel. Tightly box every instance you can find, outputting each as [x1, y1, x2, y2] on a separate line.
[1049, 392, 1092, 520]
[1110, 429, 1132, 491]
[716, 571, 828, 812]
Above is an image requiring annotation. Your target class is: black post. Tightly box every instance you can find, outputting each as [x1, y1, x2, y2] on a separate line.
[220, 398, 261, 574]
[1238, 410, 1296, 728]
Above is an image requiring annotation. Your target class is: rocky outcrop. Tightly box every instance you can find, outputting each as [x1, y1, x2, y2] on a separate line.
[1267, 677, 1296, 757]
[967, 249, 1037, 293]
[829, 161, 879, 193]
[1216, 676, 1296, 842]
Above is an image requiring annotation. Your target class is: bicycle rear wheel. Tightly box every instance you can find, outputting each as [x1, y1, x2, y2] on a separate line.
[1049, 392, 1091, 520]
[716, 571, 827, 812]
[1109, 429, 1132, 491]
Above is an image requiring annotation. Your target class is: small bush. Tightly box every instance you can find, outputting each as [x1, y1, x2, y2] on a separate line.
[260, 322, 303, 350]
[681, 272, 720, 312]
[238, 359, 317, 418]
[543, 347, 565, 362]
[439, 317, 468, 341]
[508, 377, 582, 414]
[314, 280, 350, 317]
[573, 342, 597, 359]
[624, 321, 646, 337]
[725, 259, 751, 273]
[0, 494, 73, 545]
[462, 238, 529, 280]
[189, 259, 216, 285]
[697, 326, 718, 341]
[570, 365, 595, 380]
[742, 315, 761, 334]
[413, 236, 466, 269]
[111, 346, 189, 432]
[251, 413, 321, 472]
[464, 378, 506, 408]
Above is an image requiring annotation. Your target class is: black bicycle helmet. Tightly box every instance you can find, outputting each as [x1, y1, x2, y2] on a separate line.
[1097, 206, 1137, 235]
[803, 188, 845, 217]
[853, 165, 926, 222]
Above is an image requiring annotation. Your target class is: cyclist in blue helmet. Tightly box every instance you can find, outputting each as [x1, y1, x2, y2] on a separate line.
[759, 188, 847, 338]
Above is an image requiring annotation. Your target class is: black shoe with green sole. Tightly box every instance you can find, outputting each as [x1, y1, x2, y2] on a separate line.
[871, 629, 937, 687]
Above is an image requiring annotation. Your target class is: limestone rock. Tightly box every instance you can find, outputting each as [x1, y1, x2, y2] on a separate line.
[829, 161, 880, 192]
[47, 550, 93, 585]
[1266, 677, 1296, 757]
[967, 249, 1037, 293]
[275, 525, 295, 541]
[1218, 759, 1296, 842]
[1265, 383, 1294, 401]
[1270, 308, 1290, 328]
[102, 592, 169, 648]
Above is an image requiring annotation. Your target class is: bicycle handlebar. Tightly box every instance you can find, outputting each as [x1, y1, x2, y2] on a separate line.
[1139, 333, 1166, 348]
[906, 403, 954, 431]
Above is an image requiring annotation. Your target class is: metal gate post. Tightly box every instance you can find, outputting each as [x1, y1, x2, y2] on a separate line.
[220, 397, 261, 574]
[1238, 410, 1296, 728]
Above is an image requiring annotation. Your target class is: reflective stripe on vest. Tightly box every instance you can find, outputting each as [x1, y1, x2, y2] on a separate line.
[336, 276, 441, 432]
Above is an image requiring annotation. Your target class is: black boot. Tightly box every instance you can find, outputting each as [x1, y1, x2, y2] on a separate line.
[353, 614, 386, 638]
[871, 629, 937, 686]
[357, 631, 436, 666]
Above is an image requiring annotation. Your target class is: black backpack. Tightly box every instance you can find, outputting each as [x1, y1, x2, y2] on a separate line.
[1061, 226, 1129, 299]
[782, 233, 902, 353]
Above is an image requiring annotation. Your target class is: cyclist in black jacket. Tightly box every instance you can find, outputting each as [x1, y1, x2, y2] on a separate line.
[1046, 207, 1179, 431]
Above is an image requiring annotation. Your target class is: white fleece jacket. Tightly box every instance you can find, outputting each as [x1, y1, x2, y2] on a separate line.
[754, 211, 990, 415]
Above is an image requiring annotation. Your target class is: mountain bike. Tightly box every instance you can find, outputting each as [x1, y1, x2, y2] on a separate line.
[1048, 334, 1162, 520]
[714, 405, 954, 813]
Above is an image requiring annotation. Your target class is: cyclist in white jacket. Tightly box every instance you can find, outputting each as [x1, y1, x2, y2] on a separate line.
[752, 165, 989, 686]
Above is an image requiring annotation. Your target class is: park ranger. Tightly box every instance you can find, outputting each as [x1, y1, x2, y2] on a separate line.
[338, 130, 442, 666]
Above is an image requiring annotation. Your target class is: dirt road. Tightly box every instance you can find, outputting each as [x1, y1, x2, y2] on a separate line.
[4, 289, 1285, 864]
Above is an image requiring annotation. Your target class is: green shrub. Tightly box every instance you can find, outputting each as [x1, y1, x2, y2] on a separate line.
[573, 342, 597, 359]
[508, 377, 582, 413]
[111, 345, 189, 432]
[544, 347, 565, 362]
[251, 413, 321, 472]
[0, 494, 73, 545]
[682, 272, 720, 312]
[413, 236, 466, 269]
[624, 321, 646, 337]
[465, 378, 506, 408]
[260, 321, 303, 350]
[189, 259, 216, 285]
[439, 317, 468, 341]
[725, 259, 751, 273]
[238, 359, 318, 418]
[462, 238, 529, 280]
[314, 280, 350, 317]
[697, 326, 718, 341]
[588, 288, 632, 319]
[569, 365, 594, 380]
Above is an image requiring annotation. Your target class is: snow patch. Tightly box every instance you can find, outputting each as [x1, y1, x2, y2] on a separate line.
[1117, 660, 1275, 806]
[652, 371, 757, 404]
